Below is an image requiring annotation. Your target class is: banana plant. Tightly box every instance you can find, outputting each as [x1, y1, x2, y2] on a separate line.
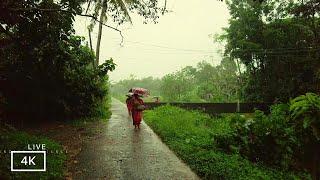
[290, 93, 320, 140]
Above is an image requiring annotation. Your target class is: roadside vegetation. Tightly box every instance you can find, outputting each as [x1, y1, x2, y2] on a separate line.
[0, 0, 114, 179]
[113, 0, 319, 105]
[0, 0, 167, 177]
[0, 125, 66, 179]
[114, 1, 320, 178]
[144, 93, 320, 179]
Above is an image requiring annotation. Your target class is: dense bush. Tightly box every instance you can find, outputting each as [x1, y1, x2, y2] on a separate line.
[290, 93, 320, 178]
[290, 93, 320, 141]
[0, 0, 115, 122]
[213, 93, 320, 178]
[218, 105, 297, 168]
[144, 105, 308, 179]
[1, 35, 114, 121]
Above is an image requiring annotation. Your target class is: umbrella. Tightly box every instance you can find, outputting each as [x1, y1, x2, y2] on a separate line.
[131, 87, 150, 97]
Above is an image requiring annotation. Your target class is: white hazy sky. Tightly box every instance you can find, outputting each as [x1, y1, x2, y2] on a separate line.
[74, 0, 230, 82]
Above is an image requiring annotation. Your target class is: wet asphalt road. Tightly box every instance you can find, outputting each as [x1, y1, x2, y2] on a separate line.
[73, 98, 199, 180]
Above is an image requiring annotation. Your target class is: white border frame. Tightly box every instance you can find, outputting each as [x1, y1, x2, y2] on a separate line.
[11, 151, 46, 172]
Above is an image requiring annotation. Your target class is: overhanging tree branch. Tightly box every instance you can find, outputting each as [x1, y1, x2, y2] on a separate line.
[78, 13, 124, 45]
[8, 7, 124, 45]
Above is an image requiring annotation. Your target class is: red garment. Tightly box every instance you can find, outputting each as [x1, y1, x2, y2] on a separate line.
[131, 98, 144, 125]
[126, 97, 133, 114]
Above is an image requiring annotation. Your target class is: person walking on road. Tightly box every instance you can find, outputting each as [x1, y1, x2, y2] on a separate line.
[131, 93, 145, 129]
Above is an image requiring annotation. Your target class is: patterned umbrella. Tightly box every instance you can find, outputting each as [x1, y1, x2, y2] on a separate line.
[131, 87, 150, 97]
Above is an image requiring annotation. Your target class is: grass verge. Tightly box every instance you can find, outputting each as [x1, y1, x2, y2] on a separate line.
[144, 105, 310, 179]
[0, 125, 66, 179]
[0, 96, 111, 179]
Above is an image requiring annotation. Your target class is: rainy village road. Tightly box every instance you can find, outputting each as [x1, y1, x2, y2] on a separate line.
[73, 98, 199, 180]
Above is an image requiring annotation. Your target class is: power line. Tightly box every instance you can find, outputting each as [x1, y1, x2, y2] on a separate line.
[110, 38, 217, 53]
[120, 45, 218, 55]
[125, 40, 214, 53]
[231, 46, 320, 53]
[109, 38, 320, 56]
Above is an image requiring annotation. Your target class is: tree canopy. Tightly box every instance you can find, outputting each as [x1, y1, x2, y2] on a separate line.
[221, 0, 320, 102]
[0, 0, 115, 122]
[112, 58, 239, 103]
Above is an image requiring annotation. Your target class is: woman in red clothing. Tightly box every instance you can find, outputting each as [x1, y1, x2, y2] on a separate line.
[131, 93, 145, 129]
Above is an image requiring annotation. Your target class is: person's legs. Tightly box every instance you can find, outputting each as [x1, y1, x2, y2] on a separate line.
[132, 111, 140, 129]
[139, 113, 142, 129]
[132, 112, 135, 128]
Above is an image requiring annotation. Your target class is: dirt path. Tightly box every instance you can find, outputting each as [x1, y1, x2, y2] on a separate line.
[72, 98, 199, 180]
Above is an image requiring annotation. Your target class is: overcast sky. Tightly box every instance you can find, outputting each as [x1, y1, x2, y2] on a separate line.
[74, 0, 230, 82]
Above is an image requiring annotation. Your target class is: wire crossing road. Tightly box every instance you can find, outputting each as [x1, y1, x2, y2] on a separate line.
[73, 98, 199, 180]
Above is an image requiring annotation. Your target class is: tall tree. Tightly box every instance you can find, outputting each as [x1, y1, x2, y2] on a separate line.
[195, 58, 238, 102]
[222, 0, 320, 102]
[87, 0, 167, 66]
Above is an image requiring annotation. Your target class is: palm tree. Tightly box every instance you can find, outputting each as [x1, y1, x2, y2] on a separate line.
[86, 0, 164, 67]
[87, 0, 132, 67]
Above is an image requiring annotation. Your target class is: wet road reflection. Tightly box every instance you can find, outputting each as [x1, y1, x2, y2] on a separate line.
[74, 98, 199, 180]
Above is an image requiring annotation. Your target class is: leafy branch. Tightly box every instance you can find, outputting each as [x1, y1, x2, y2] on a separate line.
[7, 7, 124, 44]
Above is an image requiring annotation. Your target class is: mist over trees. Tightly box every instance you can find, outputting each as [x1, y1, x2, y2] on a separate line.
[111, 58, 239, 102]
[112, 0, 320, 104]
[111, 75, 162, 100]
[0, 0, 319, 179]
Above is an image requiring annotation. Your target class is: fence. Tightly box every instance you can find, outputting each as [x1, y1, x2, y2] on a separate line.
[144, 102, 273, 114]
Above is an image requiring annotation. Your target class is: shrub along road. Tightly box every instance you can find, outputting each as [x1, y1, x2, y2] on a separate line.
[72, 98, 199, 179]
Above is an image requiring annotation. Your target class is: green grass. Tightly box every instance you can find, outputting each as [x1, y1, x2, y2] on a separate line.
[0, 128, 66, 179]
[91, 95, 112, 119]
[0, 93, 112, 179]
[144, 105, 310, 179]
[113, 94, 127, 103]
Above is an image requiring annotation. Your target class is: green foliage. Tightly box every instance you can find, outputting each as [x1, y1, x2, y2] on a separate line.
[144, 105, 308, 179]
[289, 93, 320, 178]
[224, 105, 299, 169]
[213, 93, 320, 178]
[0, 0, 115, 122]
[290, 93, 320, 140]
[195, 58, 239, 102]
[89, 0, 165, 26]
[111, 76, 162, 102]
[112, 58, 239, 103]
[98, 58, 116, 76]
[0, 128, 66, 179]
[222, 0, 320, 102]
[161, 69, 198, 102]
[160, 58, 239, 102]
